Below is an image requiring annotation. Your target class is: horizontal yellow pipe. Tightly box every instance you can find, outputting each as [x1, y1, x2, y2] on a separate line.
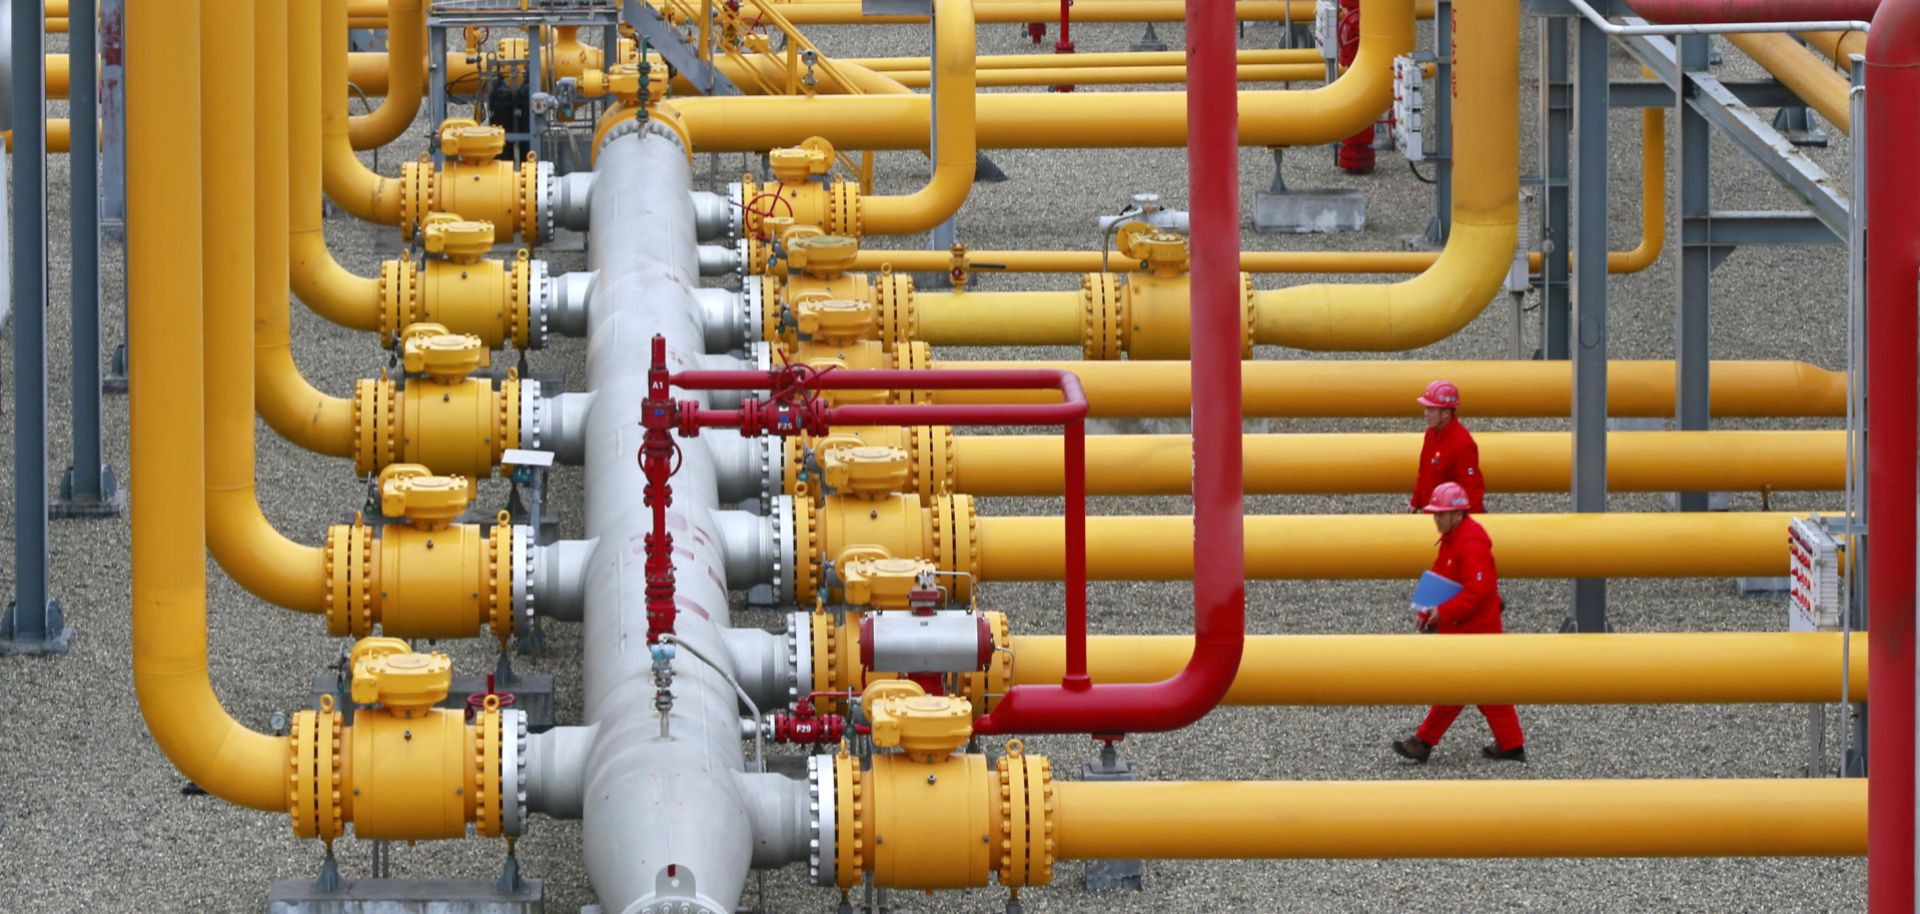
[928, 360, 1846, 418]
[773, 0, 1310, 23]
[1728, 32, 1851, 134]
[3, 118, 71, 153]
[850, 48, 1324, 72]
[347, 50, 481, 98]
[1052, 779, 1864, 859]
[1011, 633, 1867, 703]
[976, 512, 1804, 580]
[1801, 29, 1866, 68]
[886, 63, 1326, 88]
[953, 430, 1846, 495]
[915, 290, 1082, 346]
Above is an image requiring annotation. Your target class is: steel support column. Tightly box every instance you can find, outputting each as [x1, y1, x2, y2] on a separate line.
[1568, 16, 1608, 631]
[1424, 0, 1453, 245]
[1539, 17, 1572, 358]
[52, 0, 121, 519]
[100, 0, 126, 394]
[1674, 33, 1712, 513]
[2, 0, 67, 654]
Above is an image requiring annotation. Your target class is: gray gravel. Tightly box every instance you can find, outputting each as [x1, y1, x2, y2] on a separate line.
[0, 15, 1864, 914]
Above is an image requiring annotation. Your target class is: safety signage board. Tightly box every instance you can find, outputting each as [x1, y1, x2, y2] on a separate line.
[1788, 516, 1844, 632]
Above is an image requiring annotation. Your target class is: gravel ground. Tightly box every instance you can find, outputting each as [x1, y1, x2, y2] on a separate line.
[0, 13, 1866, 914]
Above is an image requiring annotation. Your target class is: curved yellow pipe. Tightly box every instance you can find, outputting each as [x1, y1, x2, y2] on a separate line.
[657, 0, 1412, 152]
[347, 0, 426, 150]
[1250, 0, 1516, 351]
[975, 512, 1805, 581]
[208, 0, 328, 616]
[1729, 32, 1851, 133]
[1051, 779, 1864, 859]
[1801, 29, 1867, 67]
[953, 429, 1846, 495]
[1011, 632, 1869, 703]
[885, 63, 1326, 88]
[132, 0, 287, 815]
[931, 359, 1848, 418]
[293, 0, 382, 332]
[321, 0, 404, 224]
[858, 0, 975, 235]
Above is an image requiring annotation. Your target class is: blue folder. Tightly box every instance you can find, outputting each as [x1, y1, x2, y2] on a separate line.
[1410, 571, 1462, 610]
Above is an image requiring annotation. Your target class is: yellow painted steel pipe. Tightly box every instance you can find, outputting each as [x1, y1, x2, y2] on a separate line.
[915, 290, 1083, 346]
[850, 48, 1325, 71]
[1729, 32, 1851, 133]
[207, 0, 327, 617]
[857, 0, 976, 236]
[1252, 0, 1515, 351]
[974, 512, 1805, 580]
[46, 51, 65, 98]
[347, 0, 426, 150]
[657, 0, 1412, 151]
[1801, 29, 1867, 68]
[131, 0, 287, 815]
[1050, 779, 1865, 859]
[1010, 633, 1869, 703]
[953, 429, 1846, 496]
[885, 63, 1327, 88]
[768, 0, 1314, 24]
[929, 359, 1846, 418]
[348, 50, 483, 98]
[321, 0, 405, 225]
[3, 118, 70, 153]
[293, 0, 383, 333]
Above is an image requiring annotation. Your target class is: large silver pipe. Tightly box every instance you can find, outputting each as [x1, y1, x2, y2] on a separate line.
[571, 127, 808, 914]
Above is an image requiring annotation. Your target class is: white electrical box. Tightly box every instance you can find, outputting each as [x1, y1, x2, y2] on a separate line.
[1788, 516, 1845, 632]
[1391, 54, 1426, 162]
[1314, 0, 1340, 61]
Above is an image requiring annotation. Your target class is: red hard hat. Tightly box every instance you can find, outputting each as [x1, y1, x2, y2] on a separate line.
[1422, 481, 1472, 513]
[1417, 380, 1461, 409]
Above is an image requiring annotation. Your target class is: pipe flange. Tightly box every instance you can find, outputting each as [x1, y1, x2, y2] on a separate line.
[1239, 272, 1257, 359]
[488, 519, 516, 639]
[786, 610, 812, 706]
[758, 437, 782, 511]
[512, 524, 533, 629]
[770, 494, 794, 605]
[726, 182, 744, 240]
[526, 258, 552, 350]
[535, 160, 557, 246]
[519, 379, 545, 451]
[501, 708, 528, 836]
[744, 279, 767, 345]
[807, 753, 836, 887]
[600, 117, 649, 152]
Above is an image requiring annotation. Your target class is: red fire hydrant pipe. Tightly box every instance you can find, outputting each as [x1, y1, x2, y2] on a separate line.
[969, 0, 1246, 736]
[1626, 0, 1876, 21]
[1866, 0, 1917, 907]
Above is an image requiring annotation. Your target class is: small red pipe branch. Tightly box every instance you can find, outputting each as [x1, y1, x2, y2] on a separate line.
[1626, 0, 1877, 21]
[1866, 0, 1917, 907]
[640, 337, 680, 645]
[1053, 0, 1076, 91]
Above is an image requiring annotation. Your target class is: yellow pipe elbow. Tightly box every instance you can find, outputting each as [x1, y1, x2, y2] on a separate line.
[1730, 32, 1851, 134]
[1801, 29, 1866, 67]
[1051, 779, 1864, 859]
[320, 0, 405, 225]
[289, 230, 384, 332]
[857, 0, 977, 236]
[347, 0, 426, 150]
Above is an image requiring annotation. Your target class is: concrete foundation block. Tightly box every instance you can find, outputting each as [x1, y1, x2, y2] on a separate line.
[1252, 188, 1365, 234]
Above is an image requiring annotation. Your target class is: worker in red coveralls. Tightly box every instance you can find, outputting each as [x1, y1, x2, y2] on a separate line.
[1392, 482, 1527, 763]
[1409, 380, 1486, 514]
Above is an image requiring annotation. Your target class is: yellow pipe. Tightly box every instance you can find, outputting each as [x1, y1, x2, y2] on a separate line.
[207, 0, 328, 617]
[850, 48, 1325, 72]
[1251, 0, 1515, 351]
[46, 51, 65, 98]
[348, 50, 483, 98]
[974, 512, 1805, 580]
[132, 0, 287, 814]
[885, 63, 1327, 88]
[915, 290, 1083, 346]
[347, 0, 426, 150]
[1051, 779, 1864, 859]
[294, 0, 383, 332]
[857, 0, 976, 236]
[658, 0, 1412, 152]
[953, 429, 1846, 495]
[930, 359, 1847, 418]
[1010, 633, 1869, 703]
[3, 118, 70, 153]
[1801, 29, 1867, 68]
[321, 0, 405, 225]
[1729, 32, 1852, 133]
[771, 0, 1311, 24]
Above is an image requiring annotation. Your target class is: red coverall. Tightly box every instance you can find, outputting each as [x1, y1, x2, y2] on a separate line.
[1415, 516, 1525, 751]
[1411, 418, 1487, 514]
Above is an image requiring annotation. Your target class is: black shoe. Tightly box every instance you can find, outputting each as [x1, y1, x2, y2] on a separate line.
[1482, 744, 1527, 762]
[1392, 736, 1432, 763]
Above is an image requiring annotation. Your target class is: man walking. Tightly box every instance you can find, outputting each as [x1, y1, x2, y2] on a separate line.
[1411, 380, 1486, 514]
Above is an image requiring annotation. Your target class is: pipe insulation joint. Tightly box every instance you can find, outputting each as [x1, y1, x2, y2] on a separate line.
[698, 287, 751, 352]
[546, 269, 595, 338]
[553, 170, 594, 232]
[691, 190, 737, 241]
[698, 245, 744, 278]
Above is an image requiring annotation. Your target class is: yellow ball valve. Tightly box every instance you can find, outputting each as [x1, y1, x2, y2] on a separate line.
[352, 324, 522, 482]
[396, 118, 552, 247]
[379, 215, 542, 350]
[402, 323, 490, 381]
[787, 234, 860, 278]
[862, 679, 974, 762]
[841, 557, 938, 610]
[736, 137, 860, 239]
[821, 444, 912, 497]
[378, 463, 471, 530]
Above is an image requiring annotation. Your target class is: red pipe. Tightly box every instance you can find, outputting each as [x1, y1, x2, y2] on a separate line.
[1867, 1, 1918, 906]
[1625, 0, 1876, 21]
[968, 0, 1246, 736]
[1053, 0, 1076, 91]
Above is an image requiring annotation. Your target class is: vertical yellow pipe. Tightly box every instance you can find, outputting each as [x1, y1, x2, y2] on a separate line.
[348, 0, 426, 150]
[857, 0, 976, 235]
[321, 0, 405, 224]
[1609, 107, 1666, 272]
[290, 0, 383, 333]
[131, 0, 287, 813]
[208, 0, 328, 614]
[1250, 0, 1517, 350]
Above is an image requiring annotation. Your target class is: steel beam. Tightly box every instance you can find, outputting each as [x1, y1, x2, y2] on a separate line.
[1680, 210, 1840, 246]
[1424, 0, 1453, 244]
[1568, 16, 1608, 631]
[621, 0, 744, 96]
[2, 0, 67, 655]
[1673, 34, 1712, 514]
[100, 0, 126, 394]
[1539, 17, 1572, 359]
[1608, 79, 1801, 108]
[52, 0, 122, 520]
